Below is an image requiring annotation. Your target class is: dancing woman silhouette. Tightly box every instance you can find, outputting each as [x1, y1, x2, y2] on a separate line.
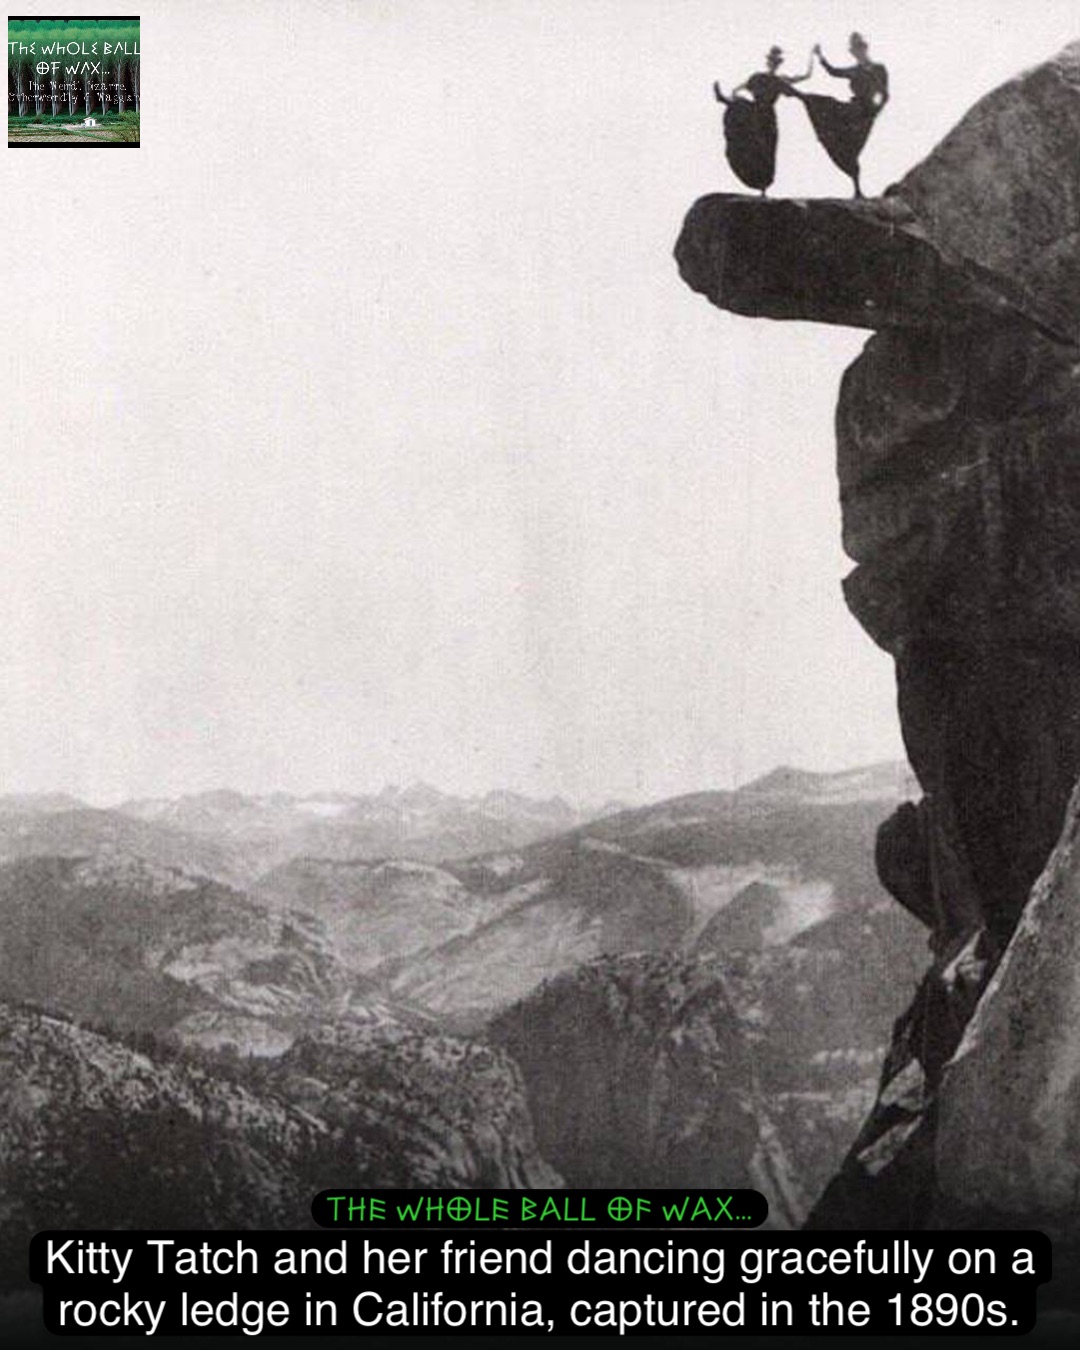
[713, 46, 812, 195]
[794, 32, 888, 197]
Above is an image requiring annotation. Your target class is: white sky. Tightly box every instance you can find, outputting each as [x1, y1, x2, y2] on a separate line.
[3, 1, 1078, 806]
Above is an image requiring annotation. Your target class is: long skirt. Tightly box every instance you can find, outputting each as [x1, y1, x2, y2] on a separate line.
[799, 94, 877, 178]
[723, 99, 778, 192]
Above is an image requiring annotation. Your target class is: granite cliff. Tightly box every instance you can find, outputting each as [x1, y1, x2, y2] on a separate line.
[491, 932, 921, 1227]
[677, 39, 1080, 1261]
[0, 998, 559, 1290]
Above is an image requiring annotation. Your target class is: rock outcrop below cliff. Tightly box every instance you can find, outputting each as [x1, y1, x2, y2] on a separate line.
[677, 39, 1080, 1257]
[491, 929, 924, 1228]
[933, 778, 1080, 1246]
[0, 998, 561, 1289]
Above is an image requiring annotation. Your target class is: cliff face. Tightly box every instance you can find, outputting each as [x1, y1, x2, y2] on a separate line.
[491, 922, 925, 1228]
[840, 321, 1080, 950]
[0, 1002, 327, 1288]
[933, 778, 1080, 1237]
[676, 40, 1080, 1248]
[0, 998, 561, 1289]
[268, 1019, 562, 1191]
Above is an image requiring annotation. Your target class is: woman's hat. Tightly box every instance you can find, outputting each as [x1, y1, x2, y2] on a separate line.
[767, 45, 784, 61]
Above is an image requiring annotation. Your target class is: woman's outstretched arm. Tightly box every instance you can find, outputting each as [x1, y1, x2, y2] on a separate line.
[813, 43, 856, 78]
[785, 50, 815, 84]
[713, 80, 748, 104]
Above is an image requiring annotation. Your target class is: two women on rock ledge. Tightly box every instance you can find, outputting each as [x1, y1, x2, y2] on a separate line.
[714, 34, 889, 198]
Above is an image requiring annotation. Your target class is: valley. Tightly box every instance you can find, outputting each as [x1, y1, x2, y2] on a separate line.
[0, 764, 928, 1285]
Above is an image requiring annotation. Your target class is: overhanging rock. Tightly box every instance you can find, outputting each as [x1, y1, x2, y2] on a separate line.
[674, 194, 1019, 331]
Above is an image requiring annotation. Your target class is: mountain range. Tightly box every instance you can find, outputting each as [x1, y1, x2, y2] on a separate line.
[0, 784, 622, 885]
[0, 761, 929, 1282]
[367, 760, 923, 1023]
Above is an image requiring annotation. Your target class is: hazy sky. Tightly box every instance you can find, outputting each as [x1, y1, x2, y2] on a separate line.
[4, 1, 1078, 806]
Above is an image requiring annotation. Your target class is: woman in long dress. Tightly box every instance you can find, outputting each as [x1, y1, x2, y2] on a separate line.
[795, 32, 888, 198]
[713, 46, 813, 195]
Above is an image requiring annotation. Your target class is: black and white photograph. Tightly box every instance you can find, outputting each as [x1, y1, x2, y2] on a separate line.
[3, 0, 1080, 1340]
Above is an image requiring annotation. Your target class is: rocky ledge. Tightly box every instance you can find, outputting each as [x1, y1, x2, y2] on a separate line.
[678, 40, 1080, 342]
[674, 195, 1016, 331]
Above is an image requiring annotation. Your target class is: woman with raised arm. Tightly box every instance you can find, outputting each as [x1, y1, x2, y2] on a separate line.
[794, 32, 888, 198]
[713, 45, 814, 195]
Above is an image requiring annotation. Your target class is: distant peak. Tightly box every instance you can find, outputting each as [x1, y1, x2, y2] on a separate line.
[0, 792, 86, 817]
[739, 762, 915, 804]
[742, 766, 819, 794]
